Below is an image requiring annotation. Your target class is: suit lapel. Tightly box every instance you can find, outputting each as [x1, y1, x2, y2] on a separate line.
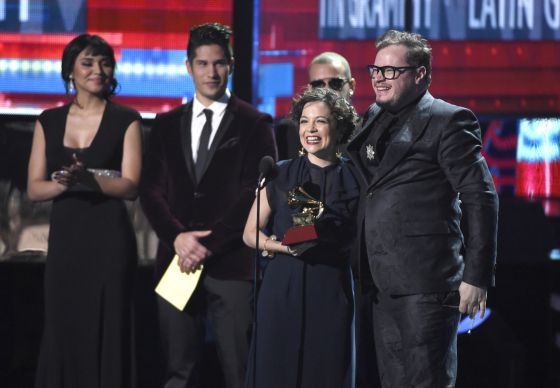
[347, 106, 382, 185]
[196, 96, 237, 182]
[359, 105, 381, 138]
[179, 104, 196, 183]
[367, 92, 434, 190]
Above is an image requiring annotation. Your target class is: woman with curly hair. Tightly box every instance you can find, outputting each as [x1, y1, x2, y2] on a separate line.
[243, 87, 360, 388]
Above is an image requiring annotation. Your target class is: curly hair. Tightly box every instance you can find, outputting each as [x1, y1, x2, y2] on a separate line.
[61, 34, 118, 98]
[290, 87, 359, 145]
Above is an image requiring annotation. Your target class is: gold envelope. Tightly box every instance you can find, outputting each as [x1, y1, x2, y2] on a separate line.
[155, 255, 203, 311]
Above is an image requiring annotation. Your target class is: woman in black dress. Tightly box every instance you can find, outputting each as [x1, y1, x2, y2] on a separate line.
[27, 34, 142, 388]
[243, 88, 360, 388]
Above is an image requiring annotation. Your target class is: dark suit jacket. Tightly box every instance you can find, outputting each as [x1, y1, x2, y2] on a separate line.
[140, 95, 277, 281]
[347, 92, 498, 295]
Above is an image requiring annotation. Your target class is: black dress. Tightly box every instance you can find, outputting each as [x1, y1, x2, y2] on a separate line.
[246, 156, 360, 388]
[34, 102, 140, 388]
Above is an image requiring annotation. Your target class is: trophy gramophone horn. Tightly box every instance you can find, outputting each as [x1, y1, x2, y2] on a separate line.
[287, 191, 321, 207]
[287, 186, 321, 206]
[287, 186, 324, 219]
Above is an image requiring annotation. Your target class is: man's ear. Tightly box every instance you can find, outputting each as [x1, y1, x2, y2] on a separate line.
[415, 66, 427, 85]
[348, 77, 356, 97]
[185, 58, 192, 76]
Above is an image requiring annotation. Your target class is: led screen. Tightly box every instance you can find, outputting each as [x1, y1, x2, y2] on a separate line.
[256, 0, 560, 118]
[0, 0, 232, 116]
[482, 116, 560, 216]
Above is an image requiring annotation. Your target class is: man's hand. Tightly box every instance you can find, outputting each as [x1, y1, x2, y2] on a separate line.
[458, 281, 487, 319]
[174, 230, 212, 273]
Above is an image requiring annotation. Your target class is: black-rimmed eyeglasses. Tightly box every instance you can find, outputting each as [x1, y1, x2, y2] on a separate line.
[367, 65, 418, 80]
[309, 77, 349, 91]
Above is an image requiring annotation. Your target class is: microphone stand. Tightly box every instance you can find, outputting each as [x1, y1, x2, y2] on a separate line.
[251, 155, 274, 388]
[252, 176, 265, 388]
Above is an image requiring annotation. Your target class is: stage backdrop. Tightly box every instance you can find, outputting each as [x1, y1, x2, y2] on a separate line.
[0, 0, 232, 116]
[255, 0, 560, 117]
[0, 0, 559, 209]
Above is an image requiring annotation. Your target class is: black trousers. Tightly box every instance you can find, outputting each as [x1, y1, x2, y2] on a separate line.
[354, 283, 382, 388]
[157, 274, 253, 388]
[372, 291, 461, 388]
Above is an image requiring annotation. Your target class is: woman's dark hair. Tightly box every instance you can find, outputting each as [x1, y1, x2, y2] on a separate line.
[61, 34, 118, 98]
[187, 23, 233, 64]
[290, 88, 359, 145]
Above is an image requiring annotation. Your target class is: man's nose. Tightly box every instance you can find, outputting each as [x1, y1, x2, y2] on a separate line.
[373, 71, 385, 82]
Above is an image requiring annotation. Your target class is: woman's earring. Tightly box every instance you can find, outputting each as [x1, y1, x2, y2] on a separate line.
[68, 76, 74, 93]
[298, 147, 306, 157]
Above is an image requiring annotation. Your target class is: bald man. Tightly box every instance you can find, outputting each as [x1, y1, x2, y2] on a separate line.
[308, 51, 356, 101]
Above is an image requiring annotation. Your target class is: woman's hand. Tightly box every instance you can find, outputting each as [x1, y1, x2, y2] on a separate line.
[59, 153, 100, 191]
[286, 241, 317, 256]
[50, 170, 74, 187]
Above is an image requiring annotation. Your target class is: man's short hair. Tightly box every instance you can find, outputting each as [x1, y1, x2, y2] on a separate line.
[187, 23, 233, 63]
[309, 52, 352, 80]
[376, 30, 432, 85]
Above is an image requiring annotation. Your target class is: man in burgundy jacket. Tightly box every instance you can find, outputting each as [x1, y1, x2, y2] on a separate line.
[139, 23, 276, 388]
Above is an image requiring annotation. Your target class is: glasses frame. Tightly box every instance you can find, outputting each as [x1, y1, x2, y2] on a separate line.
[367, 65, 419, 80]
[308, 77, 349, 91]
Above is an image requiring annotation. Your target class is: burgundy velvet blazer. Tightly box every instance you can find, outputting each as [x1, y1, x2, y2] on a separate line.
[139, 95, 277, 281]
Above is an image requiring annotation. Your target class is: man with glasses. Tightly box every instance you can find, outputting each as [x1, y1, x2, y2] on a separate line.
[308, 51, 356, 101]
[347, 30, 498, 387]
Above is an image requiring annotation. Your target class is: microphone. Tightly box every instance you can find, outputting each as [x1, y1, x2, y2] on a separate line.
[257, 155, 276, 189]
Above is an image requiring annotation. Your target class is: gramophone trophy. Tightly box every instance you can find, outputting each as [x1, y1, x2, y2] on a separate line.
[282, 186, 324, 245]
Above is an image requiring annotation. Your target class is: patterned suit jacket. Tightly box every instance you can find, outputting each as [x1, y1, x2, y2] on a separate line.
[347, 92, 498, 294]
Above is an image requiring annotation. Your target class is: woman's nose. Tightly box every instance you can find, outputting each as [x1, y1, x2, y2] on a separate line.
[93, 62, 104, 74]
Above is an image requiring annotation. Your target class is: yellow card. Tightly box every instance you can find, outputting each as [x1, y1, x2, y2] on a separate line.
[155, 255, 203, 311]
